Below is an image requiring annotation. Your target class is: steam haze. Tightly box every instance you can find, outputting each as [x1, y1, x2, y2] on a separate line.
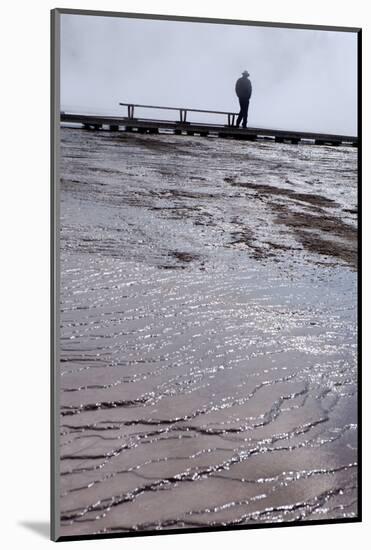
[60, 14, 357, 135]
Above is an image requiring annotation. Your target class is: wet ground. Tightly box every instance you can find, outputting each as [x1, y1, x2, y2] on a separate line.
[59, 128, 358, 536]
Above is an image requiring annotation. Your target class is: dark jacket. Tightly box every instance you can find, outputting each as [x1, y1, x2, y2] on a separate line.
[235, 77, 252, 100]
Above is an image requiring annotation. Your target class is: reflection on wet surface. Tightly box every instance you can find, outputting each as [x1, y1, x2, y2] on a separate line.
[59, 128, 358, 536]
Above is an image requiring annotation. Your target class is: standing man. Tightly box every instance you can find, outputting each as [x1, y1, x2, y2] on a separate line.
[235, 70, 252, 128]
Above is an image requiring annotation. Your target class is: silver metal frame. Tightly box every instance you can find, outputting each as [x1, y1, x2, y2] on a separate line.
[51, 8, 361, 542]
[51, 8, 61, 542]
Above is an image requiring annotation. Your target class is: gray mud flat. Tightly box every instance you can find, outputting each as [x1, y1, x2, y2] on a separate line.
[59, 128, 358, 536]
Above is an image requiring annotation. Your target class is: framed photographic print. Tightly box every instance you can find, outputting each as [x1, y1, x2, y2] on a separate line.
[51, 8, 361, 542]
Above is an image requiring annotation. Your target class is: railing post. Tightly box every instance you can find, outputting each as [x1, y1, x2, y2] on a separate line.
[227, 114, 231, 127]
[183, 110, 187, 123]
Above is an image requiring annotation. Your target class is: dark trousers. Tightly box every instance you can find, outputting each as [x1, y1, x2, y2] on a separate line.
[236, 98, 250, 128]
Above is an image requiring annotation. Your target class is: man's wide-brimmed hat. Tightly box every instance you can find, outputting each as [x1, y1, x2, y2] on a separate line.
[242, 70, 250, 76]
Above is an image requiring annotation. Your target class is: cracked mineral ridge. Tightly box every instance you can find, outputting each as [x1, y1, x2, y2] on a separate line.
[59, 127, 358, 536]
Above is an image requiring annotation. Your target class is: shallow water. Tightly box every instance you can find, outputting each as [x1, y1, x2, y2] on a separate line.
[59, 128, 358, 536]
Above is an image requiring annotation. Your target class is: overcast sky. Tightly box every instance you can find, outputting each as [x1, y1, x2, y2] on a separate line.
[60, 14, 358, 135]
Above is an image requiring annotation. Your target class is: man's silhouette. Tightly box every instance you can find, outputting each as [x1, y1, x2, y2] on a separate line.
[235, 70, 252, 128]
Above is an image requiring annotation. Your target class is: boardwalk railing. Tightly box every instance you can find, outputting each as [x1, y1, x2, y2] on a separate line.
[119, 102, 239, 127]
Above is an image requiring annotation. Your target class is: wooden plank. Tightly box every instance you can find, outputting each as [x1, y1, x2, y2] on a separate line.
[60, 113, 358, 146]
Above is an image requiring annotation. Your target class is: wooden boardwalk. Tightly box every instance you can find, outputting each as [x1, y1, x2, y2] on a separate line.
[60, 104, 358, 147]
